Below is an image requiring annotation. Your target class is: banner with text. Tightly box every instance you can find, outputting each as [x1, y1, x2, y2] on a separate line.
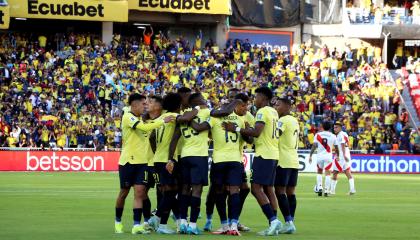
[0, 151, 419, 174]
[9, 0, 128, 22]
[0, 2, 10, 29]
[129, 0, 231, 15]
[228, 29, 293, 53]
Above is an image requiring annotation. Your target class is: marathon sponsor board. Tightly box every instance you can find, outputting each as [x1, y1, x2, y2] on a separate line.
[0, 2, 10, 29]
[228, 29, 293, 53]
[9, 0, 128, 22]
[298, 153, 420, 174]
[0, 151, 419, 173]
[129, 0, 231, 15]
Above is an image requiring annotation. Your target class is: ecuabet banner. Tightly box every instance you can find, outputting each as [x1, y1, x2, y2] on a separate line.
[9, 0, 128, 22]
[128, 0, 231, 15]
[0, 2, 10, 29]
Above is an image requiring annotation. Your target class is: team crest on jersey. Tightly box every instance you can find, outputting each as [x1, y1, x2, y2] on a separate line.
[130, 116, 136, 122]
[277, 121, 283, 128]
[256, 114, 263, 120]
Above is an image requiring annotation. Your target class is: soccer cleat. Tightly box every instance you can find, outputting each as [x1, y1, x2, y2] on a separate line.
[179, 223, 188, 234]
[266, 219, 282, 236]
[324, 192, 329, 197]
[115, 222, 124, 234]
[238, 223, 251, 232]
[203, 220, 212, 232]
[330, 191, 336, 195]
[187, 226, 202, 235]
[279, 221, 296, 234]
[318, 189, 323, 197]
[147, 216, 159, 231]
[131, 224, 151, 234]
[157, 225, 176, 234]
[142, 222, 153, 232]
[348, 191, 356, 196]
[211, 225, 229, 235]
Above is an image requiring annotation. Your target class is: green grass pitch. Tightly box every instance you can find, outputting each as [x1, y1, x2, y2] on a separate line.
[1, 172, 419, 240]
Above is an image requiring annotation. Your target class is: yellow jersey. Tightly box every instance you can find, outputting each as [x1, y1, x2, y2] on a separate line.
[180, 108, 211, 158]
[208, 112, 245, 163]
[254, 106, 280, 160]
[145, 119, 156, 167]
[119, 112, 164, 165]
[153, 112, 179, 163]
[278, 115, 300, 169]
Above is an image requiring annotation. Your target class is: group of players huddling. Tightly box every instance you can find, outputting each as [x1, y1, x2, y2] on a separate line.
[113, 86, 354, 236]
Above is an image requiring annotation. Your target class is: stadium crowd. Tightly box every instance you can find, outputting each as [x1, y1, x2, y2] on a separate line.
[0, 31, 419, 153]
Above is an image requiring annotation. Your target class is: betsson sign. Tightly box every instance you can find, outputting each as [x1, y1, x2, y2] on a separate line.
[0, 151, 419, 173]
[129, 0, 231, 15]
[9, 0, 128, 22]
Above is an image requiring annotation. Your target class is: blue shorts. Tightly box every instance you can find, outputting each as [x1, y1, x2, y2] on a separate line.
[180, 156, 209, 186]
[154, 162, 178, 186]
[275, 166, 298, 187]
[119, 163, 148, 189]
[210, 161, 243, 186]
[250, 157, 278, 186]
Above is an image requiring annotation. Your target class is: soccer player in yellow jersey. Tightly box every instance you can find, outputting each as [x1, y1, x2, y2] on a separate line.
[114, 94, 175, 235]
[201, 88, 251, 233]
[190, 93, 253, 235]
[148, 93, 197, 234]
[142, 96, 164, 230]
[167, 93, 210, 235]
[224, 87, 282, 236]
[273, 98, 300, 234]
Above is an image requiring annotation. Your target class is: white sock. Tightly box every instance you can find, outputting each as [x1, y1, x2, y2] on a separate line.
[115, 220, 121, 224]
[317, 174, 323, 188]
[325, 176, 331, 192]
[180, 219, 187, 225]
[349, 178, 355, 192]
[189, 222, 197, 228]
[331, 180, 337, 192]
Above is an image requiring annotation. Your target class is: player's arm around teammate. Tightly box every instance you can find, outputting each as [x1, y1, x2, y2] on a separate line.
[114, 94, 175, 235]
[224, 87, 282, 236]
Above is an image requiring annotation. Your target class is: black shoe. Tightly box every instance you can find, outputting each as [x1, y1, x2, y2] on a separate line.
[317, 190, 323, 197]
[324, 192, 329, 197]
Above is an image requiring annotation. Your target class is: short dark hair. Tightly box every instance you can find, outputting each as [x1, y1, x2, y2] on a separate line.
[255, 87, 273, 101]
[128, 93, 146, 105]
[228, 88, 240, 94]
[178, 87, 192, 94]
[188, 93, 202, 104]
[322, 121, 332, 131]
[235, 93, 249, 103]
[163, 93, 182, 112]
[150, 95, 163, 105]
[277, 97, 292, 106]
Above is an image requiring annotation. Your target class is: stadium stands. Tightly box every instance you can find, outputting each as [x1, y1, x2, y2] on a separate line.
[0, 31, 419, 154]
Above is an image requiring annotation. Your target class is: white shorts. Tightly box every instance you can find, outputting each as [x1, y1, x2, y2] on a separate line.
[333, 158, 351, 172]
[316, 157, 333, 171]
